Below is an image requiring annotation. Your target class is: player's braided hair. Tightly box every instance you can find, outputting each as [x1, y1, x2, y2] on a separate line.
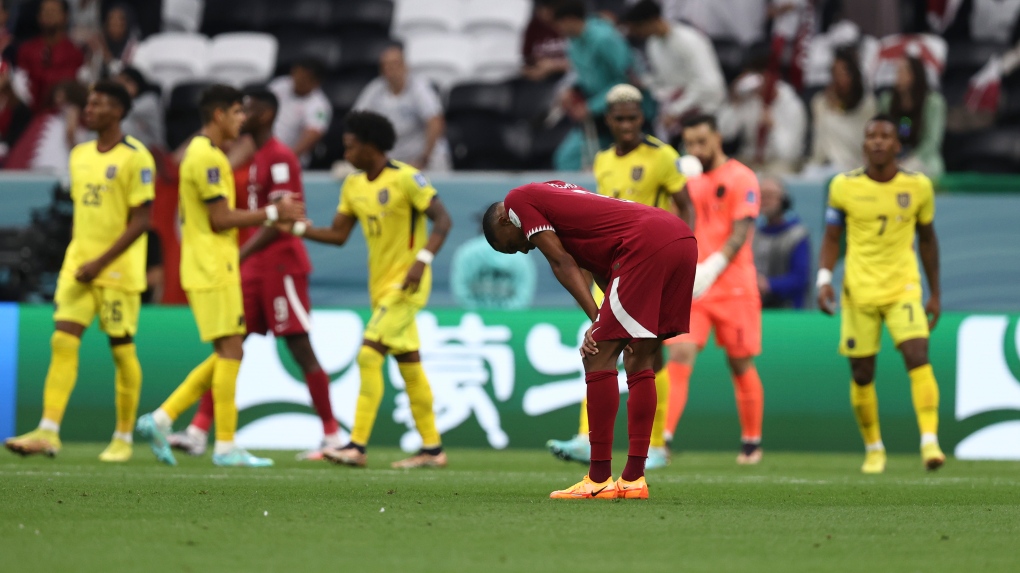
[344, 110, 396, 152]
[481, 202, 502, 250]
[605, 84, 642, 107]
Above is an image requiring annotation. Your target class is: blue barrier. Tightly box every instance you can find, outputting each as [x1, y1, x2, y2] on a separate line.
[0, 303, 18, 440]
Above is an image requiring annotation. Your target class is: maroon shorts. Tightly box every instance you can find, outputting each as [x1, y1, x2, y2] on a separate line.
[242, 272, 312, 337]
[592, 237, 697, 342]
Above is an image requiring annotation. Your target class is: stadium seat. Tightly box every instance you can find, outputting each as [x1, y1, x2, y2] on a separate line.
[331, 0, 394, 35]
[321, 77, 372, 113]
[207, 33, 279, 87]
[404, 35, 473, 92]
[267, 0, 332, 34]
[200, 0, 273, 35]
[461, 0, 530, 37]
[447, 81, 515, 118]
[945, 42, 1004, 76]
[392, 0, 461, 38]
[943, 127, 1020, 172]
[509, 77, 559, 122]
[165, 81, 212, 150]
[274, 33, 344, 76]
[163, 0, 205, 33]
[132, 33, 211, 94]
[339, 35, 394, 81]
[470, 36, 523, 83]
[447, 115, 517, 170]
[712, 40, 748, 84]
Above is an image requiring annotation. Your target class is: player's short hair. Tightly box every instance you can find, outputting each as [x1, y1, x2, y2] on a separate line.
[606, 84, 642, 107]
[291, 57, 326, 81]
[243, 85, 279, 116]
[681, 113, 718, 132]
[481, 202, 502, 249]
[621, 0, 661, 23]
[553, 0, 586, 20]
[199, 84, 243, 124]
[344, 110, 396, 152]
[91, 79, 132, 117]
[867, 113, 897, 129]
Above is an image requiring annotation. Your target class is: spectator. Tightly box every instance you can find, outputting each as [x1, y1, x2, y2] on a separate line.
[269, 57, 331, 166]
[0, 60, 31, 162]
[719, 71, 807, 174]
[67, 0, 100, 46]
[667, 0, 768, 45]
[16, 0, 84, 112]
[878, 56, 945, 178]
[622, 0, 726, 140]
[85, 3, 138, 80]
[353, 44, 450, 171]
[0, 1, 14, 62]
[552, 0, 649, 170]
[753, 177, 810, 309]
[115, 66, 162, 150]
[26, 79, 87, 173]
[806, 49, 875, 174]
[522, 0, 569, 82]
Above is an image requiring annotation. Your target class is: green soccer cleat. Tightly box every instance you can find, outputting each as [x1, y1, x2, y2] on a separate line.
[645, 446, 670, 470]
[546, 435, 591, 464]
[135, 413, 177, 466]
[212, 447, 274, 468]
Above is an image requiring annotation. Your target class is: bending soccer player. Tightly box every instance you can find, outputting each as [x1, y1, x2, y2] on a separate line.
[818, 114, 945, 473]
[135, 85, 304, 467]
[293, 111, 452, 469]
[5, 81, 154, 462]
[547, 84, 691, 471]
[166, 87, 341, 459]
[483, 181, 696, 499]
[662, 114, 766, 464]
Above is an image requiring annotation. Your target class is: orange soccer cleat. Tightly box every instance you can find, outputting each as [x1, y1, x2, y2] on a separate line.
[549, 475, 618, 500]
[615, 476, 649, 499]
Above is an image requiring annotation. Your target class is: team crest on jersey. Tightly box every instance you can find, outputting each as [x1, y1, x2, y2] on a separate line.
[105, 165, 117, 179]
[897, 192, 910, 208]
[631, 166, 643, 181]
[378, 188, 389, 205]
[140, 168, 152, 184]
[413, 172, 428, 188]
[207, 167, 220, 184]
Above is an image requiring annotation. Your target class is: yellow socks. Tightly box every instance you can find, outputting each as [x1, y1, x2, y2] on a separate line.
[850, 381, 883, 449]
[650, 368, 670, 448]
[212, 358, 241, 443]
[909, 364, 940, 438]
[578, 396, 589, 436]
[160, 353, 217, 420]
[350, 346, 386, 445]
[41, 331, 82, 426]
[398, 361, 441, 448]
[111, 343, 142, 436]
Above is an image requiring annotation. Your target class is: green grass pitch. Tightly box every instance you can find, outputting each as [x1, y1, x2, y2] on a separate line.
[1, 445, 1018, 573]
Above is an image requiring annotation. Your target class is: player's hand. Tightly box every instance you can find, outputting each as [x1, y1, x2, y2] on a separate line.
[926, 294, 941, 330]
[580, 324, 599, 357]
[817, 284, 836, 316]
[402, 260, 426, 293]
[275, 195, 305, 223]
[75, 259, 104, 283]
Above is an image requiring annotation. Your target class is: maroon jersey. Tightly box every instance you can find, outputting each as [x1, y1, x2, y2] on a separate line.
[504, 181, 695, 278]
[241, 137, 312, 276]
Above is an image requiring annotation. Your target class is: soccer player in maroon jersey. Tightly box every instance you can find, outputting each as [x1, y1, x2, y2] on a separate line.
[483, 181, 697, 499]
[168, 88, 341, 459]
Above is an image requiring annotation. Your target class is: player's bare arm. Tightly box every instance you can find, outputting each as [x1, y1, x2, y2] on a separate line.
[238, 227, 280, 263]
[671, 185, 694, 227]
[816, 223, 844, 315]
[300, 212, 357, 246]
[530, 230, 599, 323]
[916, 222, 941, 329]
[722, 217, 754, 260]
[403, 196, 452, 293]
[76, 203, 152, 283]
[207, 193, 303, 233]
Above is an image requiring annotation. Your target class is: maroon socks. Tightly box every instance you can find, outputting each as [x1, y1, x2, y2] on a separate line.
[622, 369, 656, 482]
[585, 369, 619, 483]
[304, 368, 339, 435]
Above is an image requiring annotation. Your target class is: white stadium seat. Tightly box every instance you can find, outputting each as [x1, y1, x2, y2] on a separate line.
[392, 0, 462, 38]
[131, 32, 210, 93]
[462, 0, 530, 36]
[471, 36, 523, 83]
[404, 34, 474, 92]
[162, 0, 204, 33]
[207, 33, 279, 87]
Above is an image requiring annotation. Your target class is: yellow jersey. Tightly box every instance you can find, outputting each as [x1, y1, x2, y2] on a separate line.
[62, 136, 155, 293]
[826, 168, 935, 306]
[178, 136, 239, 291]
[593, 136, 685, 209]
[338, 160, 437, 307]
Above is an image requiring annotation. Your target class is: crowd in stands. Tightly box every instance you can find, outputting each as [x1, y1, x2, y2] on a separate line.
[0, 0, 1019, 176]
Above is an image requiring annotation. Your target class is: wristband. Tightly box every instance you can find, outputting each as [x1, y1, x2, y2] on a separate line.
[416, 249, 435, 265]
[816, 268, 833, 288]
[292, 220, 307, 237]
[264, 204, 279, 222]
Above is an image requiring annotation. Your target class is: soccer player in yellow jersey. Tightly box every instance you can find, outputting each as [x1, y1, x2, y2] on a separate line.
[818, 114, 945, 474]
[546, 84, 690, 471]
[5, 81, 154, 462]
[295, 111, 452, 469]
[135, 85, 303, 467]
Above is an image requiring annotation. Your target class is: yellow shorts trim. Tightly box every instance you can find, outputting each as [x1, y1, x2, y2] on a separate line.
[363, 290, 422, 355]
[839, 296, 929, 357]
[53, 276, 140, 337]
[187, 285, 246, 342]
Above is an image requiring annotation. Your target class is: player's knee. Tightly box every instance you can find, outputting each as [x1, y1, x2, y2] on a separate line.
[850, 360, 875, 385]
[727, 356, 753, 375]
[667, 343, 697, 366]
[357, 345, 385, 370]
[285, 336, 320, 372]
[898, 339, 929, 371]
